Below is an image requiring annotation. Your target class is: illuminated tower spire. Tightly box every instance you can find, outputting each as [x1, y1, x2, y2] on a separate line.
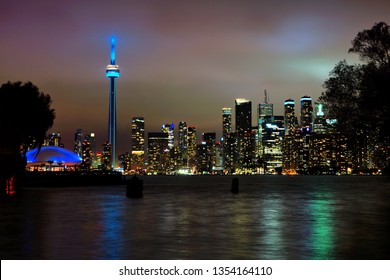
[110, 37, 116, 65]
[106, 37, 120, 169]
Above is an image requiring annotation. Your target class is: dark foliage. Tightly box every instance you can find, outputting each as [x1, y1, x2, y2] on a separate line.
[0, 81, 55, 195]
[320, 22, 390, 171]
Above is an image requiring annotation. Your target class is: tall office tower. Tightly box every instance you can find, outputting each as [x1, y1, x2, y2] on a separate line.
[46, 132, 63, 147]
[282, 130, 301, 174]
[222, 108, 232, 141]
[187, 126, 197, 169]
[235, 98, 252, 137]
[257, 90, 274, 158]
[74, 129, 83, 157]
[283, 99, 300, 174]
[284, 99, 296, 135]
[131, 117, 145, 171]
[258, 89, 273, 124]
[309, 130, 348, 175]
[273, 115, 285, 127]
[147, 132, 169, 174]
[83, 133, 98, 169]
[310, 102, 348, 174]
[214, 142, 223, 172]
[196, 143, 207, 173]
[102, 142, 112, 170]
[224, 132, 238, 172]
[202, 132, 216, 144]
[202, 132, 216, 170]
[81, 139, 93, 170]
[162, 124, 174, 149]
[310, 108, 332, 174]
[222, 108, 232, 169]
[313, 103, 327, 134]
[300, 95, 313, 130]
[85, 133, 96, 156]
[106, 37, 120, 169]
[120, 152, 132, 173]
[262, 122, 284, 174]
[235, 98, 252, 169]
[178, 121, 188, 167]
[299, 96, 313, 173]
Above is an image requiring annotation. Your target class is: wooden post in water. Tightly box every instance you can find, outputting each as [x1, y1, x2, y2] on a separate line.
[126, 176, 143, 198]
[231, 177, 239, 193]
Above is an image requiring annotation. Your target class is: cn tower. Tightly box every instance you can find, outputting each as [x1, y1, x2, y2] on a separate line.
[106, 37, 120, 169]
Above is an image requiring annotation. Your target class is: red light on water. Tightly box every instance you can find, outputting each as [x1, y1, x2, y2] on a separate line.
[6, 176, 16, 196]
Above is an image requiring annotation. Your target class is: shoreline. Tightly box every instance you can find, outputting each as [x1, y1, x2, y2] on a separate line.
[18, 171, 387, 188]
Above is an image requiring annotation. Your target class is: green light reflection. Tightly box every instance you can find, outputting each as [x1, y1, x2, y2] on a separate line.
[307, 192, 335, 259]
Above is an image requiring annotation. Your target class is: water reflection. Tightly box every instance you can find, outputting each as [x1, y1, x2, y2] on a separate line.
[1, 176, 389, 259]
[228, 194, 254, 258]
[99, 197, 123, 259]
[306, 192, 335, 259]
[260, 195, 284, 259]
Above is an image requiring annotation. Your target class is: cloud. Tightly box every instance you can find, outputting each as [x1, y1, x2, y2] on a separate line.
[2, 0, 390, 154]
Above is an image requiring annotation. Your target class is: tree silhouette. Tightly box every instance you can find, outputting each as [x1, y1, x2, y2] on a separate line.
[320, 22, 390, 172]
[0, 81, 55, 196]
[349, 22, 390, 67]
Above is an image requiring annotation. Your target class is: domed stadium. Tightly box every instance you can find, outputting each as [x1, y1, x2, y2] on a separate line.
[26, 146, 82, 171]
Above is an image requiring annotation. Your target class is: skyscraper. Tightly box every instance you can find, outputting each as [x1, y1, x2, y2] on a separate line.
[178, 121, 188, 167]
[222, 108, 232, 141]
[85, 133, 96, 155]
[162, 124, 174, 149]
[284, 99, 296, 135]
[46, 132, 63, 147]
[310, 103, 348, 174]
[74, 129, 83, 157]
[85, 133, 97, 168]
[235, 98, 252, 168]
[196, 143, 210, 173]
[81, 138, 93, 170]
[283, 99, 299, 174]
[102, 142, 111, 170]
[222, 108, 232, 169]
[299, 96, 313, 173]
[106, 37, 120, 169]
[147, 132, 169, 173]
[258, 90, 273, 125]
[257, 90, 274, 158]
[202, 132, 216, 171]
[131, 117, 145, 171]
[300, 95, 313, 130]
[187, 126, 197, 169]
[313, 103, 327, 134]
[235, 98, 252, 136]
[224, 132, 237, 172]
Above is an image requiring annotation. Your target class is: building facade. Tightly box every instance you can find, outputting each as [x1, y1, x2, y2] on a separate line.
[74, 129, 83, 157]
[147, 132, 169, 174]
[178, 121, 188, 168]
[235, 98, 252, 170]
[131, 117, 145, 172]
[187, 126, 197, 169]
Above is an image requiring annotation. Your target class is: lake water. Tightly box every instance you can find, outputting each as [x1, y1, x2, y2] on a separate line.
[1, 175, 390, 260]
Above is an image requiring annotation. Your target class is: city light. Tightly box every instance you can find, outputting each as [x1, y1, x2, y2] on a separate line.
[284, 100, 295, 105]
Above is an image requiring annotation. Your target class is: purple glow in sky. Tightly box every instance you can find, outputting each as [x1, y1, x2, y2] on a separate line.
[1, 0, 389, 154]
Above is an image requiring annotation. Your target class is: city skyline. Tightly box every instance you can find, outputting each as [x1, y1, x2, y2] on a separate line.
[1, 0, 390, 155]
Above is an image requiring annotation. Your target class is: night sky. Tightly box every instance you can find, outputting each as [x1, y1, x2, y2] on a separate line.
[1, 0, 390, 155]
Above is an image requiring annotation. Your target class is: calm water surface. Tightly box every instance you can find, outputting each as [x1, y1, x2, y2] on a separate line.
[1, 175, 390, 260]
